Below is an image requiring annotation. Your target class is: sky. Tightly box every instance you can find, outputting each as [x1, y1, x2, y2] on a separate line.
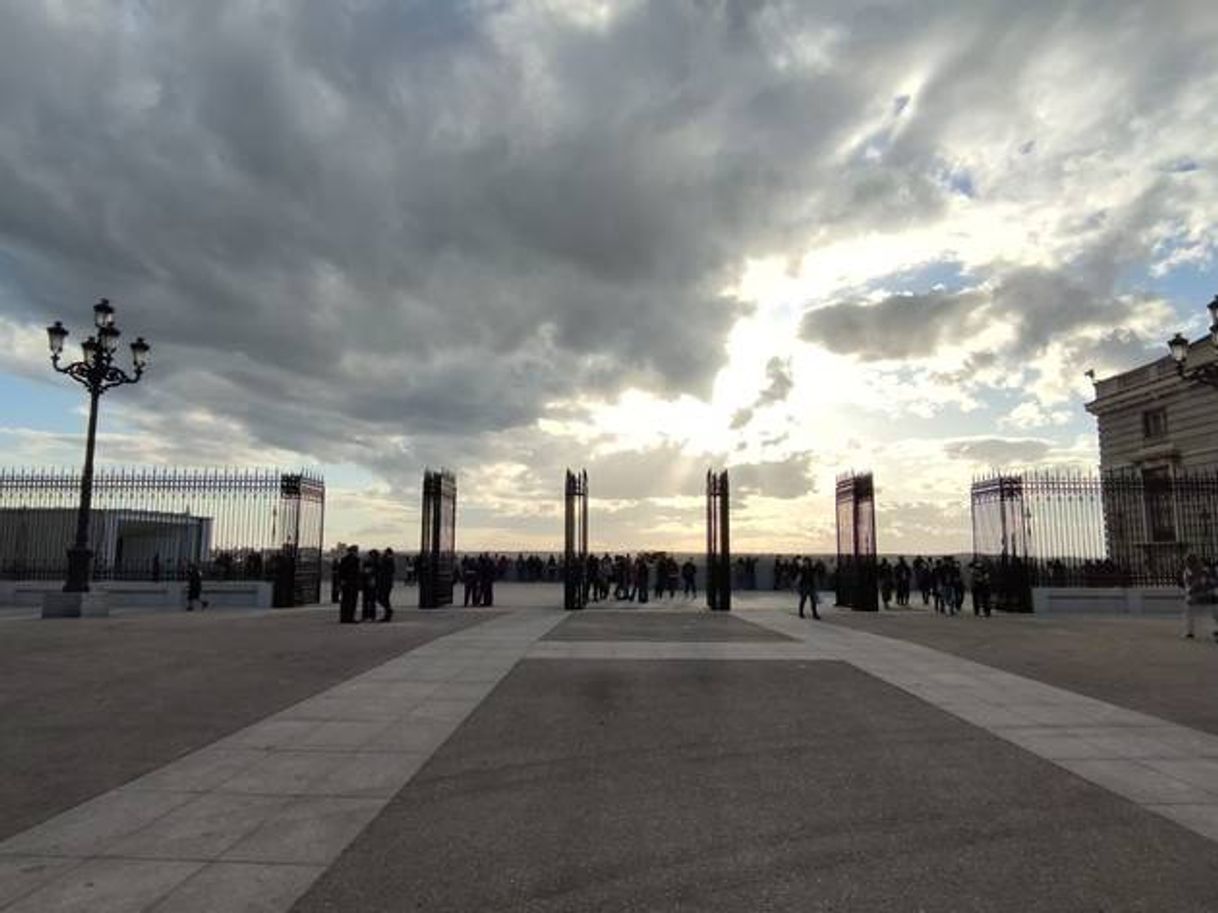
[1, 0, 1217, 554]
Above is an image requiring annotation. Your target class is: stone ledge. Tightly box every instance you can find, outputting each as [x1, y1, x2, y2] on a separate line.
[41, 591, 111, 619]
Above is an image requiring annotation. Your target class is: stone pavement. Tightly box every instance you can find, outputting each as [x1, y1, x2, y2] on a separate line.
[827, 608, 1218, 736]
[1, 593, 1216, 911]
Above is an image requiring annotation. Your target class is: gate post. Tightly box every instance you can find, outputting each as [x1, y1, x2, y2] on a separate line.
[835, 471, 877, 611]
[419, 469, 457, 608]
[564, 469, 588, 610]
[706, 469, 731, 611]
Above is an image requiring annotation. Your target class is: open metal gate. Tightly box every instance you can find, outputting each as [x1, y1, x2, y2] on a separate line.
[419, 468, 457, 608]
[275, 472, 326, 607]
[564, 469, 588, 610]
[835, 471, 877, 611]
[706, 469, 731, 611]
[970, 474, 1032, 612]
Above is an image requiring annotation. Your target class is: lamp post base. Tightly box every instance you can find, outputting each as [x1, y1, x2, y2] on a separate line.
[63, 547, 94, 593]
[42, 591, 110, 618]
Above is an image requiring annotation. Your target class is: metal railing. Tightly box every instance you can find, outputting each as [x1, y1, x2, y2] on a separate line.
[0, 466, 324, 605]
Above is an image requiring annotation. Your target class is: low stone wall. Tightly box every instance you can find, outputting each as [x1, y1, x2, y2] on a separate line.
[1032, 586, 1183, 616]
[0, 580, 274, 610]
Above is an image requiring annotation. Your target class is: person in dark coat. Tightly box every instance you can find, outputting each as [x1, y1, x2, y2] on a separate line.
[681, 559, 697, 598]
[329, 556, 340, 604]
[337, 545, 361, 623]
[186, 562, 206, 611]
[635, 555, 649, 604]
[361, 550, 380, 622]
[798, 557, 820, 620]
[377, 548, 396, 622]
[478, 554, 495, 607]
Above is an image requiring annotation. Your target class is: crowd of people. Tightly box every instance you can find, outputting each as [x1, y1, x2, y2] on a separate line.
[459, 554, 501, 607]
[332, 545, 397, 624]
[873, 555, 993, 617]
[569, 553, 700, 603]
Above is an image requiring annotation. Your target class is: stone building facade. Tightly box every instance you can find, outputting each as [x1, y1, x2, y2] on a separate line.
[1085, 338, 1218, 473]
[1085, 335, 1218, 572]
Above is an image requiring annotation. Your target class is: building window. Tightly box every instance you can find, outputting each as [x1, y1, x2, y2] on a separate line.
[1142, 407, 1168, 441]
[1142, 467, 1176, 543]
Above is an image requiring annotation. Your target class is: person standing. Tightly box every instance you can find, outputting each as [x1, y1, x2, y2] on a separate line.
[338, 544, 361, 624]
[635, 555, 649, 604]
[461, 557, 476, 607]
[479, 553, 495, 607]
[798, 557, 820, 620]
[377, 548, 396, 623]
[361, 549, 379, 622]
[185, 562, 206, 611]
[329, 555, 340, 604]
[664, 557, 679, 599]
[681, 559, 697, 598]
[878, 558, 894, 610]
[1181, 553, 1211, 640]
[914, 556, 931, 605]
[970, 558, 992, 618]
[894, 557, 911, 607]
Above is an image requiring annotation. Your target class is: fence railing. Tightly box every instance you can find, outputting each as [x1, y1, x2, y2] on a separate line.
[971, 467, 1218, 590]
[0, 466, 324, 605]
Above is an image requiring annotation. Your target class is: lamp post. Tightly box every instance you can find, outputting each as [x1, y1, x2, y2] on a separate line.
[47, 299, 151, 594]
[1167, 294, 1218, 389]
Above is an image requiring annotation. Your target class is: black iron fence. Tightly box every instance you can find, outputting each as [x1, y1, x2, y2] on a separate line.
[0, 467, 325, 605]
[706, 469, 731, 611]
[971, 468, 1218, 602]
[563, 469, 588, 610]
[419, 468, 457, 609]
[835, 471, 878, 611]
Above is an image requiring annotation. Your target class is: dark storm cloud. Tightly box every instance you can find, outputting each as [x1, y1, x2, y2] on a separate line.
[2, 0, 1215, 485]
[0, 1, 855, 445]
[800, 260, 1172, 376]
[800, 288, 988, 360]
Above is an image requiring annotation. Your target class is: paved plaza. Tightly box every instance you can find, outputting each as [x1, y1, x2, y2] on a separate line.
[2, 586, 1217, 911]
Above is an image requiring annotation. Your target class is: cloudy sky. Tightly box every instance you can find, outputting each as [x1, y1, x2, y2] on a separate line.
[2, 0, 1217, 554]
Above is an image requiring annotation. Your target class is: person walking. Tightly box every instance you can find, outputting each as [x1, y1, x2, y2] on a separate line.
[797, 557, 820, 620]
[338, 544, 361, 624]
[1181, 553, 1211, 640]
[377, 548, 396, 623]
[185, 562, 207, 611]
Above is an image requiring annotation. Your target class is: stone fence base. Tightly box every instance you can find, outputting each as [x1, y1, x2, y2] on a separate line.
[1032, 587, 1184, 616]
[1, 579, 275, 614]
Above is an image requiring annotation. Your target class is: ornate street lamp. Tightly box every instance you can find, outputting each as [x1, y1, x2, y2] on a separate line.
[1167, 294, 1218, 388]
[47, 299, 151, 594]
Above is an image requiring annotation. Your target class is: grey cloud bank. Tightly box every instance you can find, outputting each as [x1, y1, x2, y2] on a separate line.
[1, 0, 1216, 548]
